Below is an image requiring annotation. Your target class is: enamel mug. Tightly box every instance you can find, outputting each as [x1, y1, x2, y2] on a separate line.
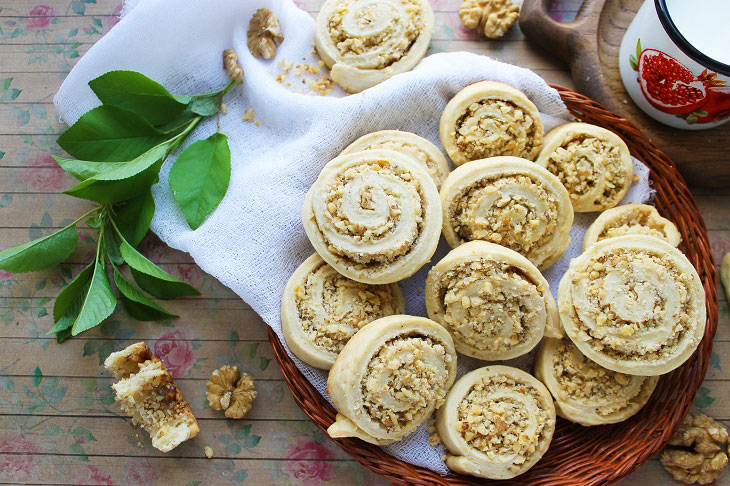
[619, 0, 730, 129]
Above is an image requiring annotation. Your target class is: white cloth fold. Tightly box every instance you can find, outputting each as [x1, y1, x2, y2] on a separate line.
[54, 0, 652, 474]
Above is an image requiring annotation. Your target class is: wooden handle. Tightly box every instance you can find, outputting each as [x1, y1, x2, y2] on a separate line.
[519, 0, 608, 63]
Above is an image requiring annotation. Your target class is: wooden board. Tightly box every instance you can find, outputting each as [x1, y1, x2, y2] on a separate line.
[520, 0, 730, 188]
[1, 0, 729, 484]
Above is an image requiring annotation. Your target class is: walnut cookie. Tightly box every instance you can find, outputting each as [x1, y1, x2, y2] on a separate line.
[583, 203, 681, 250]
[327, 315, 457, 445]
[302, 149, 442, 284]
[439, 81, 544, 166]
[314, 0, 434, 93]
[439, 156, 573, 270]
[535, 338, 658, 426]
[426, 241, 562, 361]
[537, 122, 634, 212]
[281, 253, 404, 369]
[436, 366, 556, 479]
[340, 130, 450, 189]
[558, 235, 706, 376]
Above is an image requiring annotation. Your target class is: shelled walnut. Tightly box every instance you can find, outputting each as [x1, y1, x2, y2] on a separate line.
[248, 8, 284, 59]
[206, 365, 257, 419]
[459, 0, 520, 39]
[660, 413, 729, 484]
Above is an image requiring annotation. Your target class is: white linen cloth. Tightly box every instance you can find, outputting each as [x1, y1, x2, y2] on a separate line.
[54, 0, 652, 474]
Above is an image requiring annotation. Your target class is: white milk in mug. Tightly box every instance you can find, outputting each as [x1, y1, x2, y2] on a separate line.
[619, 0, 730, 129]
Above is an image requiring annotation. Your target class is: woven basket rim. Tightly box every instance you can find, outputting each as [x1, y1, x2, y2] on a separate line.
[268, 84, 719, 486]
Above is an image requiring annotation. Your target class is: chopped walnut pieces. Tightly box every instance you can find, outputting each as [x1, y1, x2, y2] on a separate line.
[660, 413, 729, 484]
[248, 8, 284, 59]
[242, 109, 254, 121]
[206, 365, 257, 419]
[223, 49, 243, 83]
[459, 0, 520, 39]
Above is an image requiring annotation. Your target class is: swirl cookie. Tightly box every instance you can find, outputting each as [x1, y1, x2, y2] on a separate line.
[583, 203, 681, 250]
[315, 0, 434, 92]
[535, 338, 659, 426]
[327, 315, 457, 444]
[439, 156, 573, 269]
[281, 254, 405, 369]
[536, 123, 634, 212]
[340, 130, 450, 189]
[426, 241, 561, 361]
[436, 366, 556, 479]
[303, 149, 442, 284]
[558, 235, 706, 376]
[439, 81, 544, 166]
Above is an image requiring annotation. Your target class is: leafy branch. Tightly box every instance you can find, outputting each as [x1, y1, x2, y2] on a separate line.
[0, 69, 239, 341]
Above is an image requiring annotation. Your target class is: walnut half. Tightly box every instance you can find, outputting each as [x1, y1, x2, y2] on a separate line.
[248, 8, 284, 59]
[459, 0, 520, 39]
[206, 365, 257, 419]
[660, 413, 729, 485]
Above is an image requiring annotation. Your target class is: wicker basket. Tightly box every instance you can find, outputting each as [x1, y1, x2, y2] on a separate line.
[268, 85, 719, 486]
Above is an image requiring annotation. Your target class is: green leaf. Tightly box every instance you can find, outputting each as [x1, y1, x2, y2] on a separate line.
[117, 233, 199, 299]
[113, 190, 155, 247]
[89, 71, 191, 127]
[32, 366, 42, 387]
[50, 264, 93, 335]
[113, 267, 177, 321]
[170, 133, 231, 229]
[636, 38, 642, 60]
[693, 110, 709, 117]
[103, 224, 124, 265]
[629, 55, 638, 72]
[63, 141, 171, 204]
[53, 155, 128, 181]
[71, 260, 117, 336]
[57, 105, 167, 162]
[190, 92, 225, 117]
[0, 225, 79, 273]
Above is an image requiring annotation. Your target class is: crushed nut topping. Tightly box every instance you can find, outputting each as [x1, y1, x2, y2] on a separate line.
[325, 0, 425, 70]
[456, 374, 551, 466]
[248, 8, 284, 59]
[223, 49, 243, 83]
[661, 413, 729, 485]
[544, 136, 628, 209]
[362, 335, 453, 432]
[435, 259, 545, 353]
[206, 365, 257, 419]
[459, 0, 520, 39]
[295, 262, 401, 354]
[454, 99, 540, 161]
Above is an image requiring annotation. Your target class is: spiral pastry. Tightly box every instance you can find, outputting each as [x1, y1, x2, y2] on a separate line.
[535, 338, 658, 426]
[440, 156, 573, 269]
[558, 235, 706, 376]
[314, 0, 434, 93]
[436, 366, 556, 480]
[439, 81, 544, 166]
[281, 254, 405, 370]
[340, 130, 450, 189]
[583, 203, 681, 250]
[536, 123, 634, 212]
[303, 149, 442, 284]
[426, 241, 561, 361]
[327, 315, 457, 444]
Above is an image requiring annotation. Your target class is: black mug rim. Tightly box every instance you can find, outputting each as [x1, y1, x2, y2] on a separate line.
[655, 0, 730, 77]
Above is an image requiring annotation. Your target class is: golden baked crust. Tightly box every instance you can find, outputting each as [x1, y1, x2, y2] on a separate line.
[583, 203, 681, 250]
[327, 315, 457, 444]
[439, 81, 543, 166]
[535, 338, 658, 426]
[536, 122, 634, 212]
[281, 253, 405, 369]
[558, 235, 706, 376]
[104, 342, 199, 452]
[314, 0, 434, 92]
[426, 241, 561, 361]
[439, 156, 573, 269]
[340, 130, 450, 189]
[303, 149, 442, 284]
[436, 366, 556, 479]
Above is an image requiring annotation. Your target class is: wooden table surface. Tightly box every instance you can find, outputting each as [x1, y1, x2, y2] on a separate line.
[0, 0, 728, 485]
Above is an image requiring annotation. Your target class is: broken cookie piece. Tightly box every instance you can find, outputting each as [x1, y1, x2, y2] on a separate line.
[104, 342, 199, 453]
